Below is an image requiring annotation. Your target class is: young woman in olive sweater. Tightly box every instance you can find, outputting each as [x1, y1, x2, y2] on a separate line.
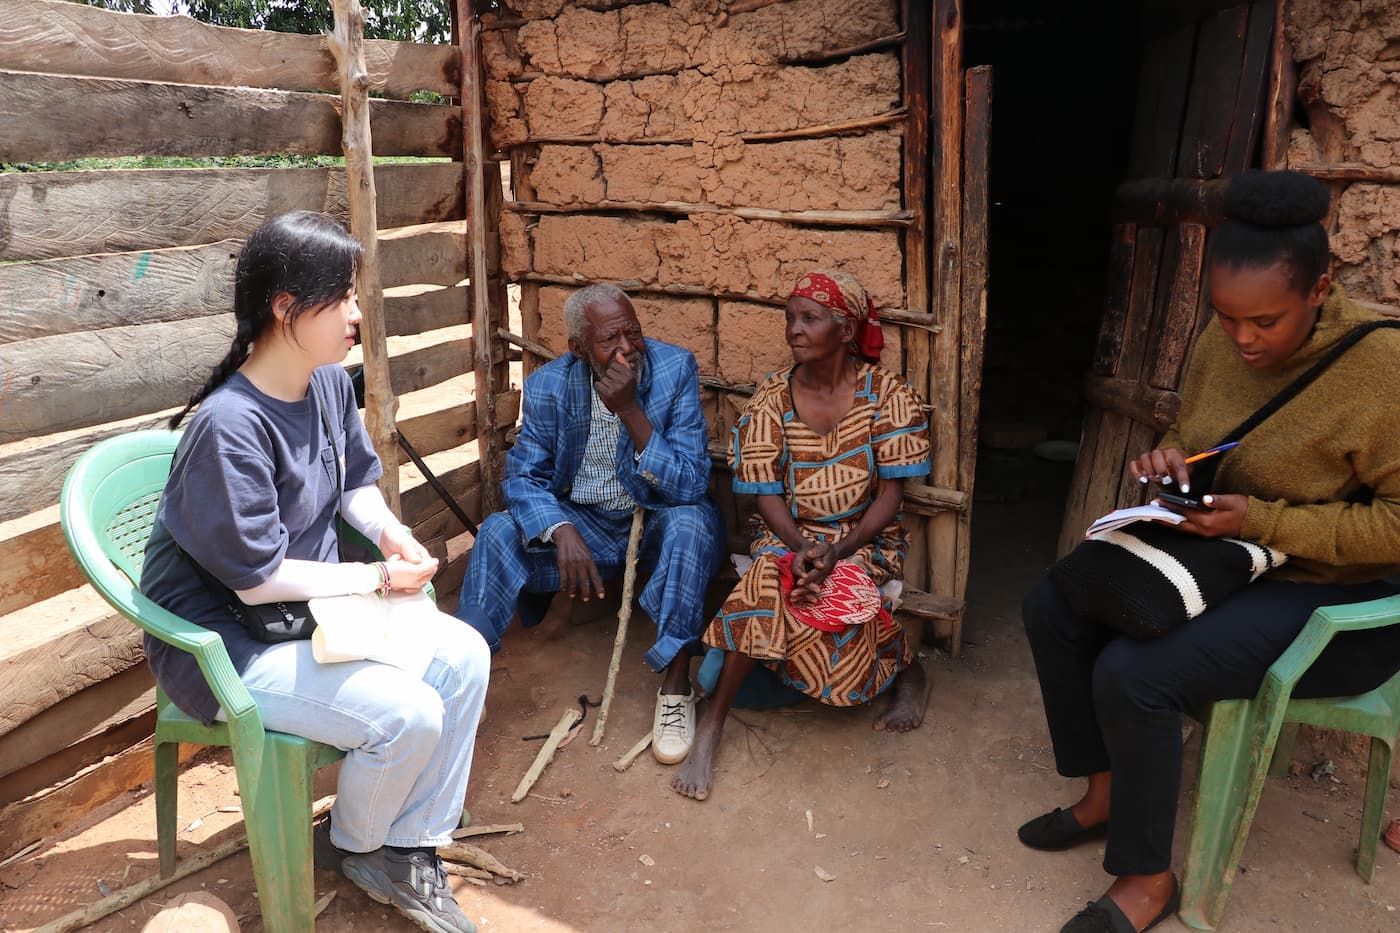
[1018, 170, 1400, 933]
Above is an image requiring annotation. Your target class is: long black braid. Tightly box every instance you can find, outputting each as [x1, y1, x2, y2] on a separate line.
[169, 211, 362, 429]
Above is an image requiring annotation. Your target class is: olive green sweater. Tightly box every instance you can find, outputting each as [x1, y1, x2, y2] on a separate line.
[1160, 285, 1400, 584]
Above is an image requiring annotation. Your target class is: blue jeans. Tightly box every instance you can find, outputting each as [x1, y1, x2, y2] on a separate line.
[217, 610, 489, 853]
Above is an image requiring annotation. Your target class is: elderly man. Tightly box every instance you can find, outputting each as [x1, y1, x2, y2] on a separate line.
[455, 283, 724, 763]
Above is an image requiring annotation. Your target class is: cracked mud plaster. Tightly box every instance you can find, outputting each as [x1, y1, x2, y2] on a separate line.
[536, 285, 717, 373]
[717, 301, 903, 386]
[530, 132, 901, 211]
[528, 213, 903, 309]
[488, 52, 900, 149]
[507, 0, 897, 82]
[1285, 0, 1400, 301]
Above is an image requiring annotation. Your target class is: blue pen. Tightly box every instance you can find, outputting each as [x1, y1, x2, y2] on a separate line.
[1184, 441, 1240, 465]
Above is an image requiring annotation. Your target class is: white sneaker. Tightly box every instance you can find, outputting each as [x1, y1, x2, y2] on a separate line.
[652, 690, 696, 764]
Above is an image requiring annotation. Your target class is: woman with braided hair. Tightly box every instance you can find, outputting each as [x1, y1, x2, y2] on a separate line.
[1018, 170, 1400, 932]
[672, 269, 932, 801]
[140, 211, 488, 933]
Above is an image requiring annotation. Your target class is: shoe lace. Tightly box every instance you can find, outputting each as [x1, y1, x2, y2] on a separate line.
[658, 700, 687, 735]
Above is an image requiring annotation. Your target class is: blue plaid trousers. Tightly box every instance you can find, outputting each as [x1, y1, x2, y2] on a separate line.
[455, 498, 724, 671]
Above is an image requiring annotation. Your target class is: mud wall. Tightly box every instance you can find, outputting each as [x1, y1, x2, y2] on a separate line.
[485, 0, 909, 441]
[1287, 0, 1400, 306]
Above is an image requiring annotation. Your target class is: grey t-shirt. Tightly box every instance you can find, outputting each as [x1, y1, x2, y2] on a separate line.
[139, 366, 382, 723]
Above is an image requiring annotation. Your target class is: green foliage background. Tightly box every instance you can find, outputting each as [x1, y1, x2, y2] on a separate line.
[71, 0, 455, 43]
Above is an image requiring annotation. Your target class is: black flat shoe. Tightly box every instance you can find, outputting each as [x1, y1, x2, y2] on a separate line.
[1017, 807, 1108, 851]
[1060, 876, 1180, 933]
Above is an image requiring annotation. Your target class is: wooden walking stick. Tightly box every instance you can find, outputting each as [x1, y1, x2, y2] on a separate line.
[591, 506, 645, 746]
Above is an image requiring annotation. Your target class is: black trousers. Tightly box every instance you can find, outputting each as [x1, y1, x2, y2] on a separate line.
[1022, 575, 1400, 876]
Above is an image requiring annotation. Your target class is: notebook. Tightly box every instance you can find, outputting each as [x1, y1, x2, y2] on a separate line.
[1083, 502, 1187, 538]
[308, 590, 440, 678]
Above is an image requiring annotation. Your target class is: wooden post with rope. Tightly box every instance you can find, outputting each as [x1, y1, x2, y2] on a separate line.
[590, 506, 645, 746]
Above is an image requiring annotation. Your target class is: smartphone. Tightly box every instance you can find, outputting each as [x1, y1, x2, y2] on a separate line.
[1157, 492, 1208, 510]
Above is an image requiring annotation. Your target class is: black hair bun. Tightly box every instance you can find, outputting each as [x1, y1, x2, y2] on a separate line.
[1223, 169, 1329, 228]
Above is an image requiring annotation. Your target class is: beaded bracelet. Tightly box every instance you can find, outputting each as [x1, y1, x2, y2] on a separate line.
[373, 561, 391, 596]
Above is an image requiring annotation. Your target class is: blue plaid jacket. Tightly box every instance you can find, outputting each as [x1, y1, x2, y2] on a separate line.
[502, 339, 712, 543]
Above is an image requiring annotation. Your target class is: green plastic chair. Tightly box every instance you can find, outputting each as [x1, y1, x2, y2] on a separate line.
[60, 430, 344, 932]
[1179, 593, 1400, 931]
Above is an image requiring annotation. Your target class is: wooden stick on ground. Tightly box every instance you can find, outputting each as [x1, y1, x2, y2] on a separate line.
[34, 797, 336, 933]
[591, 506, 646, 746]
[438, 841, 525, 882]
[611, 733, 653, 772]
[511, 707, 581, 803]
[450, 822, 524, 840]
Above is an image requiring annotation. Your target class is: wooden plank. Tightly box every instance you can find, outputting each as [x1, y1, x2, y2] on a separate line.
[1126, 24, 1196, 179]
[1, 223, 465, 346]
[0, 0, 458, 98]
[1056, 406, 1107, 558]
[1113, 227, 1167, 380]
[1111, 178, 1229, 228]
[506, 200, 911, 227]
[386, 284, 472, 337]
[1083, 375, 1182, 433]
[0, 665, 154, 782]
[0, 315, 233, 442]
[0, 735, 201, 862]
[927, 0, 963, 607]
[1147, 224, 1208, 389]
[1221, 1, 1276, 175]
[0, 586, 144, 740]
[1091, 224, 1138, 374]
[1175, 4, 1251, 179]
[0, 72, 461, 163]
[1260, 0, 1294, 169]
[402, 458, 481, 531]
[952, 65, 991, 655]
[1292, 162, 1400, 184]
[0, 506, 81, 616]
[0, 164, 464, 263]
[0, 709, 154, 808]
[386, 331, 475, 396]
[900, 0, 932, 592]
[0, 411, 174, 526]
[0, 242, 239, 345]
[379, 221, 469, 287]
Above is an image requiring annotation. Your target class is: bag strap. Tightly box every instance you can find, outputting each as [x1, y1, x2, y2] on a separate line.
[1214, 319, 1400, 448]
[309, 375, 343, 499]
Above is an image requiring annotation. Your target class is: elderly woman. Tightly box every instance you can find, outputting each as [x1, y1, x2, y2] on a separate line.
[672, 270, 932, 801]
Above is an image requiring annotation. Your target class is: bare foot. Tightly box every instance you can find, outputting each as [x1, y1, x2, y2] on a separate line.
[873, 661, 928, 732]
[671, 717, 723, 800]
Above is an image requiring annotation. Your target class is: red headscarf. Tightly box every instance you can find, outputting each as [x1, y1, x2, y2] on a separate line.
[788, 270, 885, 363]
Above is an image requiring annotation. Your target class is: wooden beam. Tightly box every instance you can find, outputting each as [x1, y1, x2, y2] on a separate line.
[0, 71, 461, 163]
[951, 65, 992, 656]
[0, 735, 201, 862]
[0, 586, 144, 741]
[1111, 177, 1230, 227]
[1084, 374, 1181, 434]
[927, 0, 963, 607]
[0, 665, 153, 783]
[0, 0, 458, 99]
[900, 0, 932, 591]
[0, 224, 464, 346]
[0, 506, 81, 617]
[459, 0, 504, 516]
[524, 109, 906, 146]
[0, 164, 464, 263]
[331, 0, 399, 513]
[1291, 162, 1400, 184]
[504, 200, 911, 227]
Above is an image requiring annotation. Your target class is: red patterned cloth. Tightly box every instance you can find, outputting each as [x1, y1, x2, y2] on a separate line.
[789, 270, 885, 363]
[775, 552, 891, 633]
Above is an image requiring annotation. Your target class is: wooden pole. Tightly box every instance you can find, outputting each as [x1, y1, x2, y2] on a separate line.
[523, 109, 907, 146]
[510, 707, 580, 803]
[329, 0, 398, 512]
[458, 0, 503, 515]
[503, 200, 912, 228]
[1261, 0, 1294, 170]
[611, 733, 653, 772]
[591, 506, 645, 746]
[952, 66, 992, 657]
[901, 0, 933, 595]
[928, 0, 963, 620]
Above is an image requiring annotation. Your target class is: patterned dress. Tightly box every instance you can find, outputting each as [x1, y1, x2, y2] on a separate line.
[703, 363, 931, 705]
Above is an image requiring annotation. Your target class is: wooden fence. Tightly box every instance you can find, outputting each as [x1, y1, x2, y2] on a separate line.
[0, 0, 513, 859]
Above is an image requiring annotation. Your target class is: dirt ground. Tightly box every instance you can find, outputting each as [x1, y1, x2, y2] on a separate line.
[3, 451, 1398, 932]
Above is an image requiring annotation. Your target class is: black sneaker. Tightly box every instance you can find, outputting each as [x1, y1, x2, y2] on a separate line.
[313, 817, 350, 873]
[341, 847, 477, 933]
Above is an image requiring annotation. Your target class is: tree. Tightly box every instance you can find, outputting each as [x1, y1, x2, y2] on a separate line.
[72, 0, 453, 43]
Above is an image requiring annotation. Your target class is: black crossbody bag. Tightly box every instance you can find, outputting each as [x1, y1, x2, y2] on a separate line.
[186, 379, 343, 643]
[1048, 319, 1400, 639]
